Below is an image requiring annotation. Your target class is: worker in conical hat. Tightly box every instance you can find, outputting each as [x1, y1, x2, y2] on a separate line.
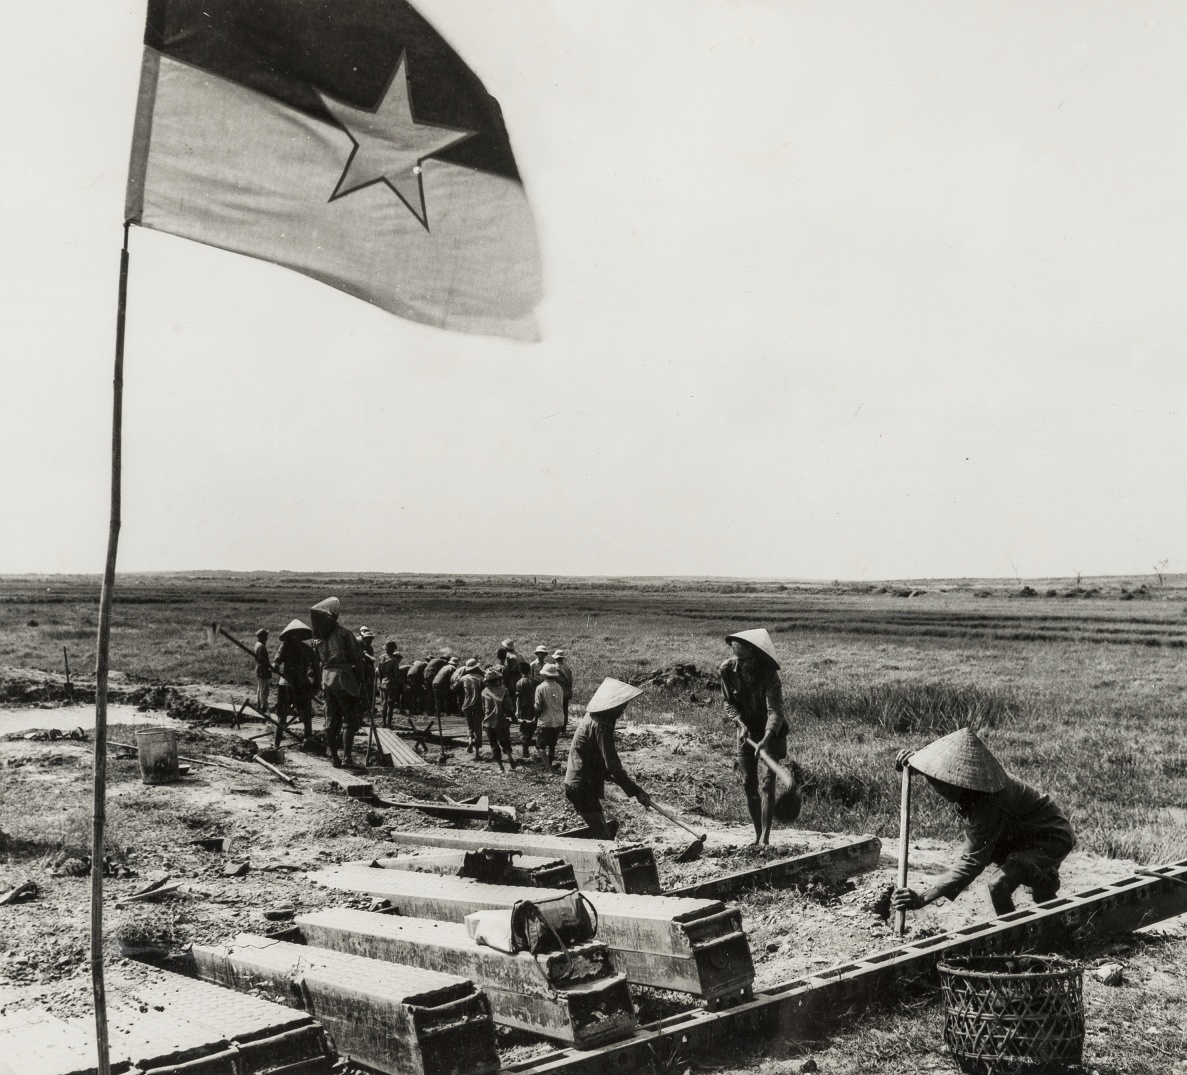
[309, 596, 365, 768]
[272, 619, 318, 748]
[721, 628, 787, 845]
[563, 678, 652, 838]
[892, 727, 1076, 917]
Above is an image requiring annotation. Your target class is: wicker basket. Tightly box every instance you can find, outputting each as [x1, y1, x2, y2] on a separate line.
[937, 955, 1084, 1075]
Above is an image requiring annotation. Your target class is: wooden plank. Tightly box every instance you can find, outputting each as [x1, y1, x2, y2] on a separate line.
[376, 727, 428, 767]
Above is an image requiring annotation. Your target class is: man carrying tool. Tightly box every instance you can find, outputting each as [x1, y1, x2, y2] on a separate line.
[253, 628, 272, 715]
[721, 628, 787, 845]
[309, 596, 365, 769]
[563, 678, 651, 838]
[272, 619, 318, 748]
[891, 728, 1076, 917]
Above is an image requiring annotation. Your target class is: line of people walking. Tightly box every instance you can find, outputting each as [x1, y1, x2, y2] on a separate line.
[375, 638, 574, 771]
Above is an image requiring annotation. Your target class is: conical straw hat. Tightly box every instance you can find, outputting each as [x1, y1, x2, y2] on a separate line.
[279, 619, 313, 642]
[310, 596, 340, 618]
[585, 678, 643, 714]
[908, 727, 1008, 793]
[724, 628, 780, 669]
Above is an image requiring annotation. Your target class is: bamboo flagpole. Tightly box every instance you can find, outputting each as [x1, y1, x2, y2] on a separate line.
[90, 220, 130, 1075]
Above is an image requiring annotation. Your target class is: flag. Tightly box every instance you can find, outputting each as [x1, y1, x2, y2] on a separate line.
[126, 0, 543, 341]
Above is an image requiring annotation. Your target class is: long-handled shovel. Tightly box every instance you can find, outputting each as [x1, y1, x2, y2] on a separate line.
[733, 717, 805, 822]
[646, 800, 707, 862]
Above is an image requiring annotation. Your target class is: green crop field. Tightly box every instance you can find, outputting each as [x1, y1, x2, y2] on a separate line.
[4, 571, 1187, 863]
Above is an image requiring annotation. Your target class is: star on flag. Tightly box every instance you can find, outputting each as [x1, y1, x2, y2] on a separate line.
[321, 52, 474, 229]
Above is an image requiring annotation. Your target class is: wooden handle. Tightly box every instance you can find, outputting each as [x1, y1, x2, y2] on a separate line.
[895, 765, 912, 936]
[648, 800, 706, 841]
[734, 717, 797, 787]
[253, 754, 298, 786]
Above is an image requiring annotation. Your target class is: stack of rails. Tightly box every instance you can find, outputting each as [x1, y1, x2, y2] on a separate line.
[309, 864, 756, 1007]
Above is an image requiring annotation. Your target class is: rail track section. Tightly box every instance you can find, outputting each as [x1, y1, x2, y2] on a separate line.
[495, 859, 1187, 1075]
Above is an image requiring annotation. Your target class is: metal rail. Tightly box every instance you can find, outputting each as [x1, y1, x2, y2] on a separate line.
[499, 859, 1187, 1075]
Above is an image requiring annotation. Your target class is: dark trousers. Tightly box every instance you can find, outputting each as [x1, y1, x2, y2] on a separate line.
[381, 684, 399, 726]
[482, 720, 513, 765]
[273, 685, 314, 748]
[987, 831, 1075, 914]
[564, 785, 612, 839]
[325, 689, 360, 756]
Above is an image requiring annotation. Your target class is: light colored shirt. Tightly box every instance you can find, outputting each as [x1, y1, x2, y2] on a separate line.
[534, 679, 566, 729]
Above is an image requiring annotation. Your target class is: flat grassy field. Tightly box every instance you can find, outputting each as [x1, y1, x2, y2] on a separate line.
[4, 571, 1186, 862]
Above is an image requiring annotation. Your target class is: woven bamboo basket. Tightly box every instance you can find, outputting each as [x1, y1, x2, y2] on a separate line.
[937, 955, 1084, 1075]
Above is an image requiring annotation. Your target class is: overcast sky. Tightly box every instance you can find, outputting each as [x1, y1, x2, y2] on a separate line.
[2, 1, 1185, 580]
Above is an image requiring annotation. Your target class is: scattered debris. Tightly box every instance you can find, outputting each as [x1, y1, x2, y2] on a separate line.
[1094, 962, 1125, 986]
[0, 880, 39, 906]
[48, 853, 136, 879]
[193, 837, 231, 853]
[223, 861, 250, 877]
[116, 877, 186, 907]
[264, 902, 295, 921]
[18, 727, 87, 742]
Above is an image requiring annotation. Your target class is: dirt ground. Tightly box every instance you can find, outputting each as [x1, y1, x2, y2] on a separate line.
[2, 704, 1185, 1074]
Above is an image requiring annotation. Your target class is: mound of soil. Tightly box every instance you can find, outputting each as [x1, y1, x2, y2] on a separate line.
[630, 662, 722, 693]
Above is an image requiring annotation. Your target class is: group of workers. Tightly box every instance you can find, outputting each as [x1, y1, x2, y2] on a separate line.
[250, 598, 1076, 920]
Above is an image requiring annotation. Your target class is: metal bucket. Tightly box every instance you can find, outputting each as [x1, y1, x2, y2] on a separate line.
[136, 727, 179, 785]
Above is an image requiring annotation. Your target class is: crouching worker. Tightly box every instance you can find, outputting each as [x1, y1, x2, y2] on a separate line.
[309, 596, 365, 769]
[563, 678, 652, 839]
[891, 727, 1075, 917]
